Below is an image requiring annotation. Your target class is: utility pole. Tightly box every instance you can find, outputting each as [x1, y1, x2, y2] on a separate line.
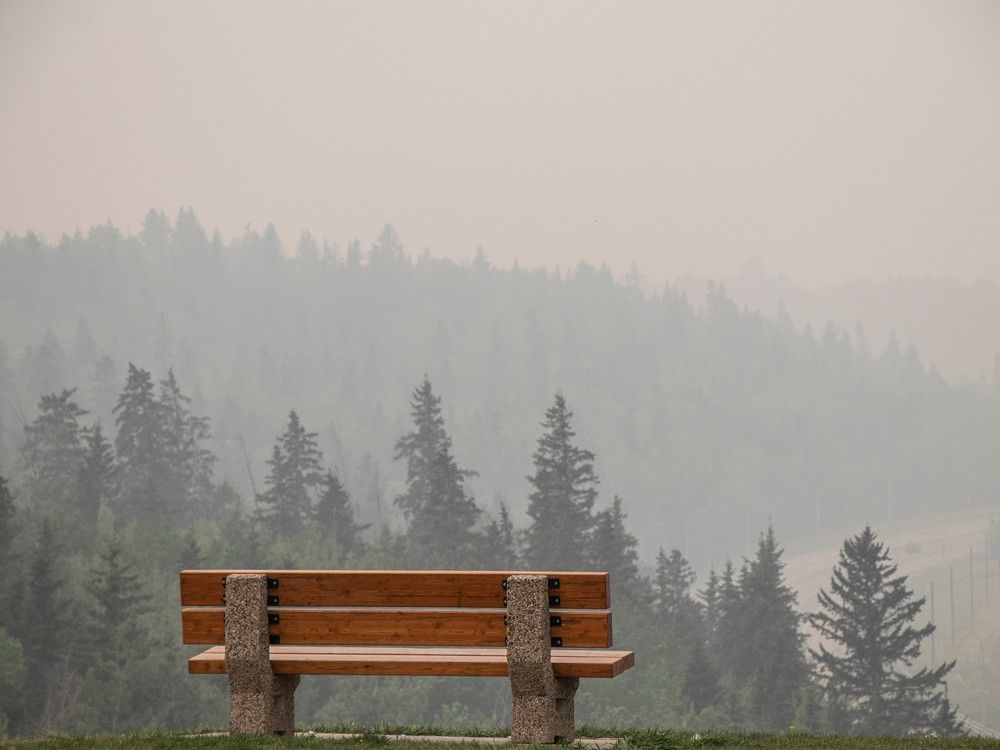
[949, 566, 956, 648]
[970, 547, 975, 619]
[930, 579, 936, 664]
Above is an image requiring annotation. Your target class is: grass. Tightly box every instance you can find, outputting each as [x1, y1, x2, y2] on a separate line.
[4, 728, 1000, 750]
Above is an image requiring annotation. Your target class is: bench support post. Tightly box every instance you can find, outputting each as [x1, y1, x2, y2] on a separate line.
[506, 574, 578, 743]
[224, 573, 299, 735]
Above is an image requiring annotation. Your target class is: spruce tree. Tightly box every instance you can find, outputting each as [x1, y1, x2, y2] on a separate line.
[85, 537, 151, 666]
[257, 410, 324, 536]
[314, 469, 369, 562]
[158, 369, 215, 518]
[590, 496, 641, 601]
[681, 638, 721, 714]
[22, 389, 87, 509]
[113, 364, 165, 521]
[729, 526, 807, 731]
[20, 521, 68, 676]
[77, 424, 116, 528]
[482, 501, 519, 567]
[0, 471, 15, 632]
[394, 378, 481, 566]
[809, 526, 960, 735]
[653, 548, 703, 644]
[522, 393, 597, 569]
[699, 567, 722, 644]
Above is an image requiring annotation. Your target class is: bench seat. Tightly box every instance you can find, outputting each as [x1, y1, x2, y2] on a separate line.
[190, 645, 635, 678]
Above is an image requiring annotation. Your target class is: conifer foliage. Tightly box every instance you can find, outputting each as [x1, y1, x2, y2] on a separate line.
[394, 377, 480, 566]
[809, 526, 961, 735]
[523, 393, 597, 569]
[257, 410, 325, 536]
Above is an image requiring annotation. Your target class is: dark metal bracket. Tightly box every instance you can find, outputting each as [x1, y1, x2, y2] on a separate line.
[550, 615, 561, 627]
[269, 634, 280, 645]
[548, 578, 560, 589]
[549, 595, 561, 607]
[267, 595, 279, 606]
[267, 577, 279, 589]
[268, 613, 280, 625]
[551, 637, 562, 647]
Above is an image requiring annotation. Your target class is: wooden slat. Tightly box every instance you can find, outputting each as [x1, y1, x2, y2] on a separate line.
[182, 607, 612, 648]
[180, 570, 610, 609]
[188, 646, 635, 679]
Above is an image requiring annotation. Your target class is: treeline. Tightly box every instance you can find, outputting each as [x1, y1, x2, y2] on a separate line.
[2, 212, 1000, 566]
[0, 367, 962, 737]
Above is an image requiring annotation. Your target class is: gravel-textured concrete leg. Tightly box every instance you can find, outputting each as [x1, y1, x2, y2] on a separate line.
[225, 573, 297, 735]
[553, 677, 579, 741]
[506, 574, 559, 743]
[271, 674, 300, 735]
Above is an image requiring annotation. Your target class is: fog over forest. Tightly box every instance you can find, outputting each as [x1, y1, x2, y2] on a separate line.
[2, 215, 999, 567]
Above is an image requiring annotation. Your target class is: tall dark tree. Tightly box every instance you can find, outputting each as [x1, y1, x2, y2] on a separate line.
[681, 638, 721, 714]
[158, 368, 215, 517]
[85, 537, 151, 665]
[77, 424, 116, 527]
[113, 364, 164, 521]
[394, 378, 481, 566]
[522, 393, 597, 569]
[727, 526, 807, 731]
[20, 521, 69, 676]
[482, 501, 519, 567]
[0, 470, 16, 632]
[699, 567, 722, 644]
[653, 548, 702, 641]
[591, 496, 641, 601]
[257, 410, 324, 536]
[313, 469, 369, 561]
[809, 526, 960, 735]
[22, 389, 87, 508]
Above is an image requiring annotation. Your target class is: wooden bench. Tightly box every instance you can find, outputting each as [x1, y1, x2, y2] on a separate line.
[180, 569, 634, 742]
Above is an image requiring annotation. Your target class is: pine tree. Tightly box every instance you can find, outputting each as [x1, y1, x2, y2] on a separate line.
[653, 548, 703, 644]
[313, 469, 369, 562]
[729, 526, 807, 731]
[158, 368, 215, 518]
[257, 410, 325, 536]
[482, 501, 519, 567]
[113, 364, 165, 521]
[590, 496, 641, 601]
[20, 521, 68, 675]
[0, 471, 16, 632]
[85, 537, 151, 666]
[394, 378, 481, 566]
[22, 389, 87, 509]
[522, 393, 597, 569]
[77, 424, 116, 527]
[809, 526, 960, 735]
[178, 533, 204, 570]
[700, 567, 722, 644]
[681, 638, 721, 714]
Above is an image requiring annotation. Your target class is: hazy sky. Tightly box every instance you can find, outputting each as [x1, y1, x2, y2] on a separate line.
[2, 0, 999, 286]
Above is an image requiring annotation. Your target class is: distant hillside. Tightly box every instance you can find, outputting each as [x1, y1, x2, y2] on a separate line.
[677, 260, 1000, 385]
[2, 213, 999, 566]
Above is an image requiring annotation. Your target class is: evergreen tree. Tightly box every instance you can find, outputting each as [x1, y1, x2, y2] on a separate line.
[482, 501, 519, 567]
[257, 410, 324, 536]
[178, 533, 204, 570]
[700, 567, 722, 644]
[728, 526, 807, 731]
[653, 548, 700, 626]
[20, 521, 69, 678]
[809, 526, 960, 735]
[681, 638, 721, 714]
[313, 469, 369, 561]
[394, 378, 481, 566]
[0, 471, 15, 633]
[85, 537, 151, 666]
[22, 389, 87, 509]
[113, 364, 165, 521]
[522, 393, 597, 569]
[77, 424, 116, 528]
[590, 496, 641, 601]
[158, 368, 215, 518]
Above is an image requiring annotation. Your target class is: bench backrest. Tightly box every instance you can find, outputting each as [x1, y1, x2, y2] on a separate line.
[180, 570, 612, 649]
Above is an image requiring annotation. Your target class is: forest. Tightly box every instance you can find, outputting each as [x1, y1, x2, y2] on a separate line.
[0, 210, 995, 737]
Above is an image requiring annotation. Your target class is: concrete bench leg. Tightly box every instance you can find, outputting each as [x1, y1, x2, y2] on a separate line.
[224, 574, 299, 735]
[506, 575, 577, 743]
